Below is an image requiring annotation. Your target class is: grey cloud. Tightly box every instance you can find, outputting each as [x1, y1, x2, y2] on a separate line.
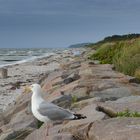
[0, 0, 140, 48]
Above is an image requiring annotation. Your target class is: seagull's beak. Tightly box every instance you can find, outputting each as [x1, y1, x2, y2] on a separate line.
[24, 86, 32, 93]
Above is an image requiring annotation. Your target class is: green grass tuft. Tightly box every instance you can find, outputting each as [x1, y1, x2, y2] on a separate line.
[72, 95, 78, 103]
[116, 109, 140, 117]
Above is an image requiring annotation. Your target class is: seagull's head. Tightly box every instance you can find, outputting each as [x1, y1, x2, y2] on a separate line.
[30, 83, 42, 93]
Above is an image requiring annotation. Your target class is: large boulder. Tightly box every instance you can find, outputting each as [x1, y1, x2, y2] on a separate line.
[45, 80, 79, 104]
[79, 67, 93, 77]
[63, 73, 80, 85]
[2, 93, 31, 125]
[0, 108, 38, 140]
[9, 109, 37, 130]
[71, 97, 101, 110]
[88, 118, 140, 140]
[70, 87, 90, 101]
[69, 62, 81, 69]
[26, 127, 76, 140]
[60, 104, 105, 134]
[25, 103, 105, 140]
[90, 87, 132, 101]
[0, 89, 37, 140]
[45, 134, 77, 140]
[52, 94, 73, 109]
[25, 124, 75, 140]
[98, 96, 140, 117]
[42, 71, 63, 92]
[0, 128, 33, 140]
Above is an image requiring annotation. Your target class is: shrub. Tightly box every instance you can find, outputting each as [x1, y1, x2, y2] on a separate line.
[94, 43, 115, 64]
[89, 38, 140, 79]
[135, 68, 140, 79]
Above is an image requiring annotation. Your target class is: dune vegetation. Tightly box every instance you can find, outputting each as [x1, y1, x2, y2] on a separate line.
[88, 34, 140, 79]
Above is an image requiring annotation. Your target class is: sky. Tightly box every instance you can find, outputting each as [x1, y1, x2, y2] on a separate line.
[0, 0, 140, 48]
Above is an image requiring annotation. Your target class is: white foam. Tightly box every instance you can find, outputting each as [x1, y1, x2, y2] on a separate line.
[0, 52, 55, 68]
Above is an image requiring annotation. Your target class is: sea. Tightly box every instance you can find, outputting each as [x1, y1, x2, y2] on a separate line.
[0, 48, 64, 67]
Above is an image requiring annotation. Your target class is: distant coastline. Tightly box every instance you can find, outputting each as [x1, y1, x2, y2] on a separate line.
[68, 43, 91, 48]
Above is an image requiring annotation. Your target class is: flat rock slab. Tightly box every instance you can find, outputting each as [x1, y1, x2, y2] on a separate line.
[25, 124, 77, 140]
[71, 97, 101, 110]
[25, 124, 55, 140]
[60, 104, 105, 133]
[26, 132, 76, 140]
[69, 61, 81, 69]
[42, 71, 62, 91]
[0, 128, 33, 140]
[90, 64, 124, 78]
[88, 118, 140, 140]
[91, 87, 133, 101]
[46, 134, 77, 140]
[0, 109, 37, 140]
[79, 68, 93, 77]
[52, 94, 72, 109]
[70, 87, 90, 101]
[98, 96, 140, 117]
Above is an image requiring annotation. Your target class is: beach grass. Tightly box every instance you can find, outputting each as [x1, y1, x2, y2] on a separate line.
[117, 109, 140, 117]
[88, 37, 140, 79]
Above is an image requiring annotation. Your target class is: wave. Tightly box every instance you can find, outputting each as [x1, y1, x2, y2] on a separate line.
[0, 52, 55, 68]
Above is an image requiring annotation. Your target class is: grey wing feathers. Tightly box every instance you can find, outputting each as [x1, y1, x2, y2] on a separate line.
[38, 101, 74, 121]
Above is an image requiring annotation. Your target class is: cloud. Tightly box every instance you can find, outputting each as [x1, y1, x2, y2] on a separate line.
[0, 0, 140, 48]
[0, 0, 139, 17]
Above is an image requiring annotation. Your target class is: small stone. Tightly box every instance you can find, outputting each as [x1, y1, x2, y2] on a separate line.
[88, 61, 95, 65]
[63, 72, 80, 85]
[52, 95, 72, 108]
[68, 73, 80, 81]
[129, 78, 140, 84]
[9, 81, 22, 90]
[63, 78, 74, 84]
[0, 68, 8, 79]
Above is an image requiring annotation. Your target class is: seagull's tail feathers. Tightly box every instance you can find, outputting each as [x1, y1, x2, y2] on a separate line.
[73, 113, 87, 120]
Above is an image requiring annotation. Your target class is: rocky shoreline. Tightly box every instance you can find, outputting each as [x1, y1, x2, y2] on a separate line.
[0, 47, 140, 140]
[0, 53, 58, 112]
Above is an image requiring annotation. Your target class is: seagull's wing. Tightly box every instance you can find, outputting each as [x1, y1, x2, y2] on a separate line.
[38, 101, 74, 121]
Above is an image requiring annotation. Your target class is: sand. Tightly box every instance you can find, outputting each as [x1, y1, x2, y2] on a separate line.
[0, 54, 61, 112]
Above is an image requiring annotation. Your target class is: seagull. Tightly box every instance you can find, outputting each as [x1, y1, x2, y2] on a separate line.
[28, 84, 86, 134]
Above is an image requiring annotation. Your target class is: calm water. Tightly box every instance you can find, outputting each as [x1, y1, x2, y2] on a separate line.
[0, 48, 64, 67]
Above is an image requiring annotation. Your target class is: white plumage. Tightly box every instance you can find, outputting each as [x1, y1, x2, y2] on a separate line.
[30, 84, 86, 123]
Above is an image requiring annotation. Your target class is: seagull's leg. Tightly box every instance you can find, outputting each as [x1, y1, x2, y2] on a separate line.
[45, 123, 49, 136]
[46, 122, 53, 136]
